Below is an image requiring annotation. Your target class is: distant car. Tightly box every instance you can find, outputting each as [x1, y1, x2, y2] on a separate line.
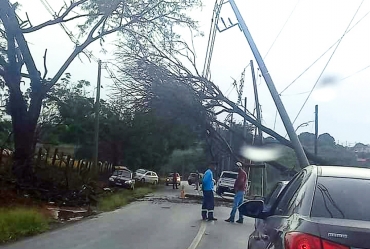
[216, 171, 238, 195]
[239, 165, 370, 249]
[188, 172, 203, 185]
[166, 173, 181, 186]
[134, 169, 159, 184]
[108, 169, 135, 190]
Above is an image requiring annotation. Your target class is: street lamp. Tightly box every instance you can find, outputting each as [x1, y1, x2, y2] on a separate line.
[295, 121, 314, 133]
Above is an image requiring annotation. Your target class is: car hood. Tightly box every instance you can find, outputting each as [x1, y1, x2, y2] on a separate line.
[118, 177, 133, 181]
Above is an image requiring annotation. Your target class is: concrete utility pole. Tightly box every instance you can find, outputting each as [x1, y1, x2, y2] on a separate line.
[228, 113, 233, 170]
[228, 0, 309, 168]
[243, 97, 247, 138]
[315, 105, 319, 155]
[93, 60, 102, 175]
[250, 60, 263, 145]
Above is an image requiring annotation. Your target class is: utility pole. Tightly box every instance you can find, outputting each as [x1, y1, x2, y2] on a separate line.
[315, 105, 318, 155]
[228, 0, 309, 168]
[243, 97, 247, 138]
[93, 60, 102, 175]
[228, 113, 233, 171]
[250, 60, 262, 145]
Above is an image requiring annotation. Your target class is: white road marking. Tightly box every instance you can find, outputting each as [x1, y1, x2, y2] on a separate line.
[187, 221, 207, 249]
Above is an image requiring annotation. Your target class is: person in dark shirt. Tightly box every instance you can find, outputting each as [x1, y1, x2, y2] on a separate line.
[172, 172, 178, 189]
[195, 170, 200, 190]
[225, 162, 247, 224]
[201, 163, 217, 221]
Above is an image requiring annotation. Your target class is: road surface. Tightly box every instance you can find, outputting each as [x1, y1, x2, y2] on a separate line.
[1, 182, 254, 249]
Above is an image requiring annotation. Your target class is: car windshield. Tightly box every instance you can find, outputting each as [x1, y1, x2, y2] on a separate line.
[136, 169, 147, 174]
[311, 176, 370, 221]
[221, 172, 238, 179]
[120, 170, 131, 178]
[113, 170, 131, 177]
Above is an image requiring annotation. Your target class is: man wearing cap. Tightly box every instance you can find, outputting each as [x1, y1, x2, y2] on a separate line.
[225, 162, 247, 224]
[201, 163, 217, 221]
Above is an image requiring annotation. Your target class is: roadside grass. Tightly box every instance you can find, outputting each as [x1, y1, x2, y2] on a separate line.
[0, 208, 49, 244]
[97, 187, 154, 212]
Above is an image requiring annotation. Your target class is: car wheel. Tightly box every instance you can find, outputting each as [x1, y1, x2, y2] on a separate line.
[141, 178, 145, 183]
[153, 180, 158, 185]
[216, 188, 223, 196]
[188, 181, 192, 185]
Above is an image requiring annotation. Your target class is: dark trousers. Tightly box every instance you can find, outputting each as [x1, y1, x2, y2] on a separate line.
[202, 190, 215, 219]
[172, 182, 178, 189]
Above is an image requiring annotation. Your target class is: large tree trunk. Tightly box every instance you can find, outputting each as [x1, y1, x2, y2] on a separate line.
[9, 85, 42, 184]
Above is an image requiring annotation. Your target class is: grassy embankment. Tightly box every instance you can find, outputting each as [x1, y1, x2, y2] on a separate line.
[0, 186, 155, 244]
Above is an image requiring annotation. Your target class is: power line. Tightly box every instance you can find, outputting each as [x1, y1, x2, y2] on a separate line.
[264, 0, 301, 59]
[292, 0, 365, 125]
[279, 8, 370, 95]
[203, 0, 224, 79]
[340, 64, 370, 81]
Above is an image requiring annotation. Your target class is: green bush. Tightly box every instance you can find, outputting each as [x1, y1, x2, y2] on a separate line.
[97, 187, 153, 212]
[0, 208, 49, 243]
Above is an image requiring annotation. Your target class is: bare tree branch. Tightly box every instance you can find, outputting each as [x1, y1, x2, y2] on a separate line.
[42, 49, 48, 81]
[21, 0, 91, 33]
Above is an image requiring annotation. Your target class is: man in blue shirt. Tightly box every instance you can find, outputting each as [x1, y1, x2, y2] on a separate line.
[201, 163, 217, 221]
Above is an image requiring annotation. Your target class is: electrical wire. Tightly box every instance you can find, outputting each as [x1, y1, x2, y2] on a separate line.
[264, 0, 301, 59]
[279, 8, 370, 95]
[292, 0, 365, 125]
[203, 0, 224, 80]
[340, 64, 370, 81]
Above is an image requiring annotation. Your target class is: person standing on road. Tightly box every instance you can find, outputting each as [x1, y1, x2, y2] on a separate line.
[173, 172, 178, 189]
[225, 162, 247, 224]
[201, 163, 217, 221]
[195, 170, 200, 190]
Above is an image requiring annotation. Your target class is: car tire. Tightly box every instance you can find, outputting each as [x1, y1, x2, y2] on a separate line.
[188, 181, 192, 185]
[216, 188, 223, 196]
[153, 180, 158, 185]
[141, 178, 145, 183]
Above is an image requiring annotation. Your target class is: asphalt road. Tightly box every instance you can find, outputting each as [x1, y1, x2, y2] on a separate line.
[1, 182, 254, 249]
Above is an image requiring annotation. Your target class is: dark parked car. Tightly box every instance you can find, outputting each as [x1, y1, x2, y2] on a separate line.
[239, 165, 370, 249]
[188, 172, 203, 185]
[109, 168, 135, 190]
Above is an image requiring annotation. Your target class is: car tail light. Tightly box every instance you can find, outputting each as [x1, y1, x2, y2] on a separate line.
[285, 232, 349, 249]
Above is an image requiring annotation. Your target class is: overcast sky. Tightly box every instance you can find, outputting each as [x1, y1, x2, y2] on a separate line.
[15, 0, 370, 146]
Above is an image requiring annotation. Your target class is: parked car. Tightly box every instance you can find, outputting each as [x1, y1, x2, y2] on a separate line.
[239, 165, 370, 249]
[108, 168, 135, 190]
[188, 172, 203, 185]
[134, 169, 159, 184]
[166, 173, 181, 186]
[216, 171, 238, 195]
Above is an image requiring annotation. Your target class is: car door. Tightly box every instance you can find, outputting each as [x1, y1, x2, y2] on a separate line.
[153, 172, 158, 182]
[145, 171, 152, 183]
[249, 172, 306, 249]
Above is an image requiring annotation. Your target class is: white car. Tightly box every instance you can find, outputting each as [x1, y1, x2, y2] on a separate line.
[216, 171, 238, 195]
[134, 169, 159, 184]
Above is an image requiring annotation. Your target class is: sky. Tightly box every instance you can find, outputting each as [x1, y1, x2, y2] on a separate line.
[13, 0, 370, 146]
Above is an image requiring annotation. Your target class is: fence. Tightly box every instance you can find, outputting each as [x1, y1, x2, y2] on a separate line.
[0, 147, 115, 176]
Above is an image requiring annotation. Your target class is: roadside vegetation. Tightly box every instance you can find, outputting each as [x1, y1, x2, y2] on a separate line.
[0, 208, 49, 244]
[97, 187, 154, 212]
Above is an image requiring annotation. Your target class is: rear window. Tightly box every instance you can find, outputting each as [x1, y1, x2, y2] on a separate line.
[221, 172, 238, 179]
[311, 177, 370, 221]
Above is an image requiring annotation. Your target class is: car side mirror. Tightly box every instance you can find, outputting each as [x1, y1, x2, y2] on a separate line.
[238, 200, 265, 219]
